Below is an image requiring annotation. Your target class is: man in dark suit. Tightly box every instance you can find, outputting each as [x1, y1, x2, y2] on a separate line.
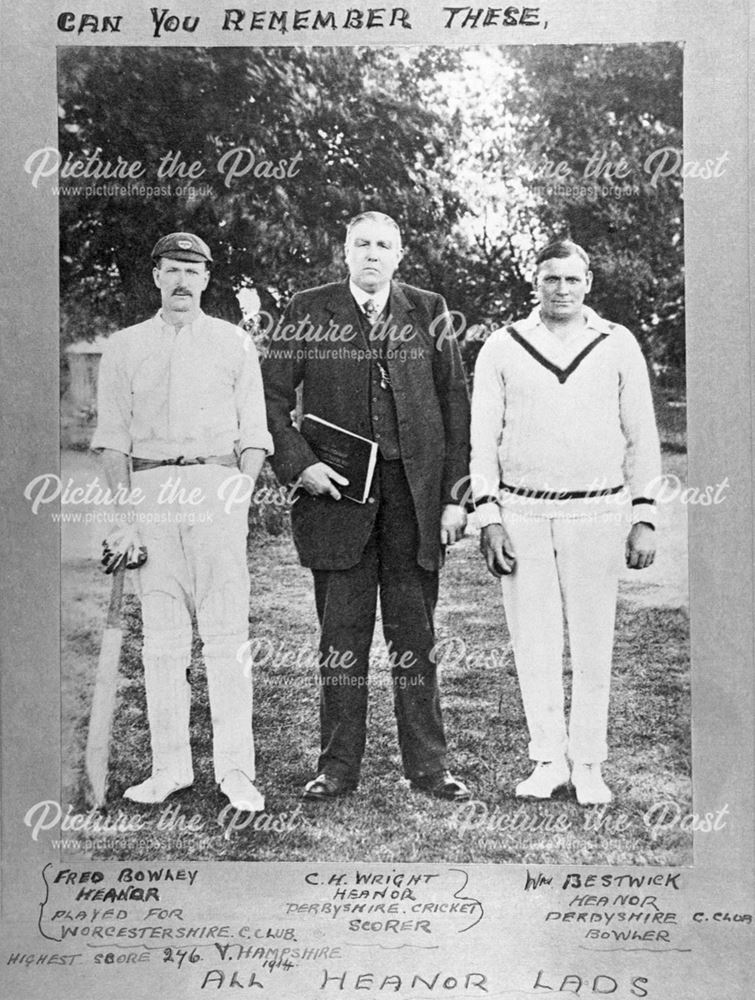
[263, 211, 471, 802]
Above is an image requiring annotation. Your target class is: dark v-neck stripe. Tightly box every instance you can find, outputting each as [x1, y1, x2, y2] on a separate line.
[508, 326, 610, 384]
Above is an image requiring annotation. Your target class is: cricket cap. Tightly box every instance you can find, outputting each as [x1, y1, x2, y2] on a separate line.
[151, 232, 213, 263]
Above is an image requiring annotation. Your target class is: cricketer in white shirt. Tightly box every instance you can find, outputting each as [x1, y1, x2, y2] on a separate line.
[92, 232, 273, 813]
[469, 239, 662, 806]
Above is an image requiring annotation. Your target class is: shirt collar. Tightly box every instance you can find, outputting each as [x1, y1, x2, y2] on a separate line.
[349, 280, 391, 316]
[517, 304, 612, 336]
[155, 309, 207, 335]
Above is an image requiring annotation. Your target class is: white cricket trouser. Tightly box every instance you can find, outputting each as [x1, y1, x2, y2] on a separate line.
[132, 465, 255, 783]
[499, 510, 626, 764]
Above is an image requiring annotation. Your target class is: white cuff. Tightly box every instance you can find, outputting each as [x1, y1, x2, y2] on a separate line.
[632, 501, 657, 527]
[90, 430, 132, 455]
[475, 502, 502, 528]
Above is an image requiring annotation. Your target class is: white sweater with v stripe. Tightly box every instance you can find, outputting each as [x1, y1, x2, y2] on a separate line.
[470, 306, 661, 525]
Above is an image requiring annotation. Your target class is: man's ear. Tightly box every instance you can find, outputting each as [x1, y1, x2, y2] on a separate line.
[585, 269, 593, 293]
[152, 266, 161, 289]
[201, 267, 210, 289]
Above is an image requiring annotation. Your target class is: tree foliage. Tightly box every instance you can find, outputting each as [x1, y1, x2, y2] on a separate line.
[58, 44, 684, 379]
[58, 46, 466, 336]
[504, 44, 684, 373]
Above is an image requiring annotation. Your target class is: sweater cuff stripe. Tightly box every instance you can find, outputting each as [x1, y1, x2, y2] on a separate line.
[632, 497, 657, 506]
[474, 495, 499, 508]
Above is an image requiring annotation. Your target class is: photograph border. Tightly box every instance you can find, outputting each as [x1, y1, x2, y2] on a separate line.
[1, 1, 752, 997]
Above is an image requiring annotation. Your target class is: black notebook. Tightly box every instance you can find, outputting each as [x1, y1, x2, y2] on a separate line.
[299, 414, 378, 504]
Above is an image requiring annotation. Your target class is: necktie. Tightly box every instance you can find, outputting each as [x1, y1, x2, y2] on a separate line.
[363, 299, 391, 389]
[363, 298, 379, 326]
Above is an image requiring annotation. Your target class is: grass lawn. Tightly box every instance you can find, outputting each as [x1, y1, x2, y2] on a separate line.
[62, 450, 691, 864]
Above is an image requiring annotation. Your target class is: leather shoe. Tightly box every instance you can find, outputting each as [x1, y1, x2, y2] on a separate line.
[302, 773, 356, 801]
[411, 770, 471, 802]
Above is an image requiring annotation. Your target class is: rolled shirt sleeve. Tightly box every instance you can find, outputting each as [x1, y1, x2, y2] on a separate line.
[91, 315, 275, 461]
[236, 332, 274, 457]
[90, 332, 133, 455]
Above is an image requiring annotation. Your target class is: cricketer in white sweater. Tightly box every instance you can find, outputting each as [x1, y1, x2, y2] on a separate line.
[469, 242, 662, 806]
[470, 304, 661, 525]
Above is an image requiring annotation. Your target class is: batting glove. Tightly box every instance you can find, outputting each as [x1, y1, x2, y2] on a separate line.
[101, 524, 148, 574]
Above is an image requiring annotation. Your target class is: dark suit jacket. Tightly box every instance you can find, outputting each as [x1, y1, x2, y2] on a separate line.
[262, 280, 470, 571]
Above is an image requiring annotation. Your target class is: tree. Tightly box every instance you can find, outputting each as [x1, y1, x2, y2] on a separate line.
[504, 44, 685, 376]
[58, 46, 466, 340]
[58, 44, 685, 386]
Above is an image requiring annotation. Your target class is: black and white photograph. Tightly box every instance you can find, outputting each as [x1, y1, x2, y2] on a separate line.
[1, 2, 752, 999]
[54, 43, 690, 863]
